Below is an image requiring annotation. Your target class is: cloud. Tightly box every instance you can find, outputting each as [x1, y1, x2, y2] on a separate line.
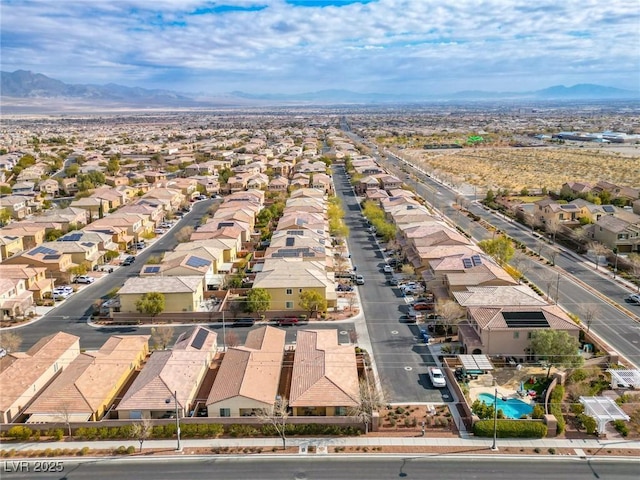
[1, 0, 638, 94]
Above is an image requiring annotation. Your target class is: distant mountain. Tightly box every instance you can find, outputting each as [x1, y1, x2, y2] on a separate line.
[1, 70, 192, 103]
[2, 70, 638, 107]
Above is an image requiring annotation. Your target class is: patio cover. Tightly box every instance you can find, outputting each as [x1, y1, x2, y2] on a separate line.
[458, 354, 494, 372]
[607, 369, 640, 389]
[579, 396, 630, 434]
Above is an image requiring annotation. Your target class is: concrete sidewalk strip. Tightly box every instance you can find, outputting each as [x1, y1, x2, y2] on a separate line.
[2, 436, 640, 452]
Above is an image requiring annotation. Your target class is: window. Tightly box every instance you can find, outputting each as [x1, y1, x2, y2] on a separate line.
[285, 301, 294, 309]
[299, 288, 303, 293]
[335, 406, 347, 416]
[513, 332, 520, 339]
[527, 332, 533, 339]
[220, 408, 230, 417]
[286, 288, 292, 295]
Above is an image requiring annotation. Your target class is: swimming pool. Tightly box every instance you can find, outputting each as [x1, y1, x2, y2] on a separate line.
[477, 392, 534, 419]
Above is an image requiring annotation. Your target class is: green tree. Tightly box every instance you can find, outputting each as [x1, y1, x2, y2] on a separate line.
[0, 208, 11, 225]
[106, 155, 120, 175]
[299, 290, 327, 318]
[45, 229, 64, 241]
[530, 330, 584, 376]
[478, 236, 515, 266]
[136, 292, 166, 316]
[64, 164, 79, 177]
[246, 288, 271, 316]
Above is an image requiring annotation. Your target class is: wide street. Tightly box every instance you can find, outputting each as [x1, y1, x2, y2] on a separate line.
[333, 164, 452, 404]
[2, 456, 638, 480]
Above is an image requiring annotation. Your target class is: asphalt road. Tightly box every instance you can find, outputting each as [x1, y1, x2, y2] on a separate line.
[333, 164, 451, 404]
[2, 456, 638, 480]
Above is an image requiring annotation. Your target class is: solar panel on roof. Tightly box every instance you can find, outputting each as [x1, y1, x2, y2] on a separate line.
[144, 266, 160, 273]
[43, 254, 61, 260]
[191, 328, 209, 350]
[462, 258, 473, 269]
[59, 233, 82, 242]
[185, 256, 210, 268]
[81, 242, 95, 247]
[471, 254, 482, 266]
[31, 246, 58, 255]
[285, 237, 295, 247]
[503, 311, 549, 328]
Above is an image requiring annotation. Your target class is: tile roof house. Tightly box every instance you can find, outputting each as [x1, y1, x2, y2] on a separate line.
[591, 213, 640, 253]
[289, 329, 359, 416]
[0, 264, 55, 301]
[25, 335, 149, 422]
[252, 258, 337, 311]
[452, 286, 548, 308]
[0, 332, 80, 423]
[3, 245, 74, 283]
[118, 276, 205, 313]
[0, 277, 34, 321]
[116, 326, 217, 419]
[206, 326, 286, 417]
[457, 305, 580, 358]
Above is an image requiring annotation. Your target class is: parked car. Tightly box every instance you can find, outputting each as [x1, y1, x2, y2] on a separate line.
[154, 228, 166, 234]
[388, 276, 399, 286]
[274, 316, 299, 326]
[383, 265, 393, 274]
[355, 274, 365, 285]
[135, 242, 146, 250]
[232, 317, 255, 327]
[122, 256, 136, 266]
[74, 275, 95, 284]
[625, 293, 640, 305]
[428, 367, 447, 388]
[412, 301, 434, 311]
[52, 286, 73, 300]
[337, 283, 354, 292]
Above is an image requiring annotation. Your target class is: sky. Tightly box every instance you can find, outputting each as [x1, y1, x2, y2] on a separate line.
[1, 0, 639, 96]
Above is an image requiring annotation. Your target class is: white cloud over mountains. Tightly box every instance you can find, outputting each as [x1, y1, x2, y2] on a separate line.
[1, 0, 638, 94]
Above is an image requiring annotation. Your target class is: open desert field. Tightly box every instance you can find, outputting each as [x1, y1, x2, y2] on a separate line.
[397, 146, 640, 193]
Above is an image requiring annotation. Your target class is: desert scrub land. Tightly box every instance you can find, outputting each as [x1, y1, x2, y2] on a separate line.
[397, 146, 640, 193]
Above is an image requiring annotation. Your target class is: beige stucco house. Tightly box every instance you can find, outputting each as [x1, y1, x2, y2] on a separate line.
[206, 326, 286, 417]
[116, 327, 217, 419]
[118, 276, 205, 313]
[289, 330, 359, 416]
[25, 335, 149, 422]
[0, 332, 80, 423]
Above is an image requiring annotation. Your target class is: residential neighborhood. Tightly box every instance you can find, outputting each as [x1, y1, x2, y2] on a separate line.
[0, 110, 639, 455]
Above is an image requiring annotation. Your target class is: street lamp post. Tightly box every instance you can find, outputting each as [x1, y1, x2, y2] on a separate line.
[491, 387, 499, 451]
[613, 248, 618, 280]
[166, 390, 182, 452]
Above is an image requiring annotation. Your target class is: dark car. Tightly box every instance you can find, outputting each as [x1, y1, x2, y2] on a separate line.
[412, 302, 434, 311]
[122, 256, 135, 266]
[233, 317, 255, 327]
[274, 316, 299, 326]
[337, 283, 354, 292]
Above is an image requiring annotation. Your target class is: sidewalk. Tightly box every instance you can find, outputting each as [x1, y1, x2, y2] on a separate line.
[2, 435, 640, 453]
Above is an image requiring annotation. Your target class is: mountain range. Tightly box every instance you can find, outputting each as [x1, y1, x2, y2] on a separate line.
[1, 70, 638, 107]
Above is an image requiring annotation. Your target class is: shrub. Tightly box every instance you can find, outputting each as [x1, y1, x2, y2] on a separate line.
[50, 428, 64, 441]
[473, 420, 547, 438]
[534, 447, 541, 453]
[548, 448, 556, 455]
[77, 447, 90, 456]
[568, 369, 588, 383]
[114, 446, 128, 455]
[613, 420, 629, 437]
[7, 426, 32, 440]
[126, 446, 136, 454]
[578, 414, 597, 435]
[531, 404, 545, 420]
[227, 424, 259, 437]
[549, 385, 566, 435]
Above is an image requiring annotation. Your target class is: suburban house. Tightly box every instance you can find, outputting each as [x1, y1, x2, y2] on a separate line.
[534, 199, 582, 228]
[452, 286, 548, 308]
[25, 335, 149, 422]
[0, 264, 55, 301]
[569, 199, 616, 223]
[0, 277, 34, 321]
[265, 229, 331, 261]
[38, 179, 60, 196]
[117, 276, 205, 313]
[457, 305, 580, 358]
[116, 327, 217, 420]
[38, 240, 102, 270]
[206, 326, 286, 417]
[289, 330, 359, 417]
[0, 223, 47, 250]
[0, 235, 24, 259]
[58, 230, 119, 255]
[3, 245, 74, 283]
[0, 332, 80, 423]
[140, 254, 215, 290]
[252, 258, 337, 311]
[590, 214, 640, 253]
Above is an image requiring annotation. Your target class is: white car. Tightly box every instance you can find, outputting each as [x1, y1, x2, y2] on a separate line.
[355, 274, 365, 285]
[429, 367, 447, 388]
[383, 265, 393, 273]
[625, 293, 640, 305]
[74, 275, 95, 284]
[52, 287, 73, 300]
